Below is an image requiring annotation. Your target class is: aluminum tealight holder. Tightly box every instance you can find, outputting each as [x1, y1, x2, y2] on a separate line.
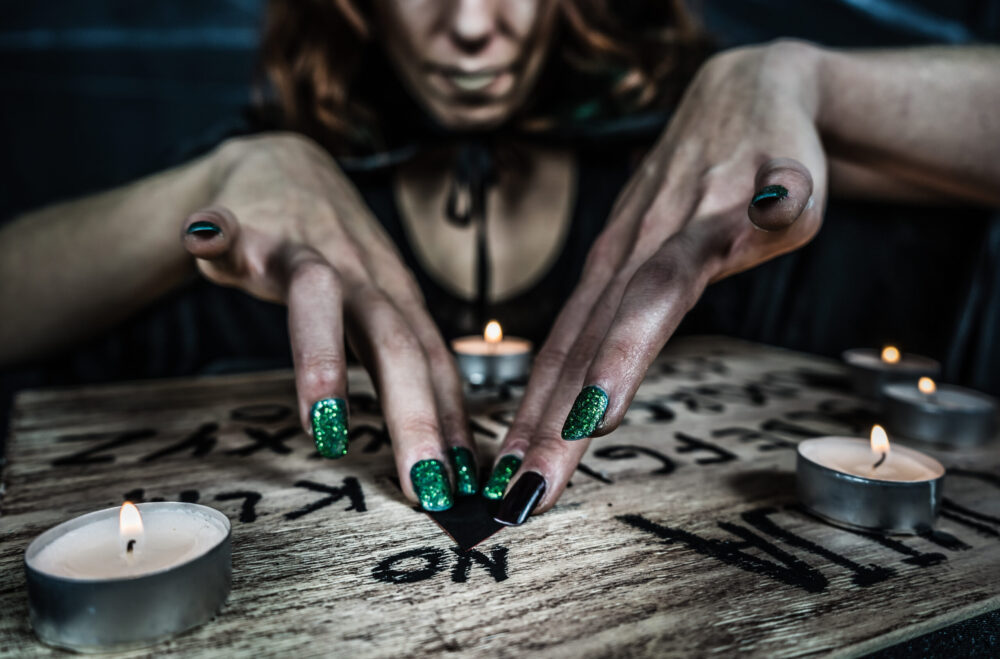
[796, 438, 945, 534]
[842, 348, 940, 399]
[454, 349, 531, 386]
[24, 502, 231, 652]
[883, 382, 998, 447]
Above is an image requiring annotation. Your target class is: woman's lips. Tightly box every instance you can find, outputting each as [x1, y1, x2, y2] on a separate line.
[449, 71, 499, 92]
[427, 67, 516, 99]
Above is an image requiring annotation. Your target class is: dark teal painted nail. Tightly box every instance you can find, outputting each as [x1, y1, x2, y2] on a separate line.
[562, 385, 609, 440]
[448, 446, 478, 496]
[311, 398, 348, 459]
[411, 459, 453, 511]
[186, 220, 222, 237]
[482, 455, 522, 500]
[751, 184, 788, 206]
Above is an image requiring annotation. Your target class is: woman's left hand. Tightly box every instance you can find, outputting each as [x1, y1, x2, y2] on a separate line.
[489, 40, 827, 523]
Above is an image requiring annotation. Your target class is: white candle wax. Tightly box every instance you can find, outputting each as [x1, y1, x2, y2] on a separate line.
[451, 335, 532, 356]
[798, 437, 944, 482]
[30, 504, 228, 580]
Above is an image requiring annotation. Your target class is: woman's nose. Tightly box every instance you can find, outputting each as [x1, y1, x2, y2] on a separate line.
[449, 0, 496, 53]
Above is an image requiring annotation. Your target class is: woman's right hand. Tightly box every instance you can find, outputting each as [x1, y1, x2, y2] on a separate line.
[182, 132, 474, 511]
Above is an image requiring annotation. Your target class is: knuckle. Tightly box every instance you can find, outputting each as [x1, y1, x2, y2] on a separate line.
[381, 322, 424, 356]
[425, 343, 458, 375]
[299, 354, 345, 393]
[396, 414, 442, 442]
[601, 338, 642, 371]
[532, 345, 571, 375]
[259, 131, 325, 157]
[764, 38, 813, 62]
[359, 293, 397, 321]
[633, 252, 684, 294]
[522, 443, 567, 478]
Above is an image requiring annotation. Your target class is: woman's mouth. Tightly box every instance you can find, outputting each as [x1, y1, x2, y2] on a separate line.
[448, 71, 500, 92]
[426, 65, 517, 99]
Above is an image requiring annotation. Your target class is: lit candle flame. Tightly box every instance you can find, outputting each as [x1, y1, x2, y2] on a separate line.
[119, 501, 144, 554]
[870, 425, 890, 469]
[881, 346, 900, 364]
[484, 320, 503, 344]
[918, 377, 936, 395]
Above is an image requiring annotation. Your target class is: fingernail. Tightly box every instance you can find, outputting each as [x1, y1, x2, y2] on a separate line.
[185, 220, 222, 238]
[751, 184, 789, 206]
[494, 471, 546, 526]
[562, 385, 609, 440]
[311, 398, 349, 459]
[448, 446, 479, 496]
[482, 454, 522, 500]
[410, 459, 453, 511]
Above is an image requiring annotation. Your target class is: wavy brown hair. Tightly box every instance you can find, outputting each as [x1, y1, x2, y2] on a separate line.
[260, 0, 710, 155]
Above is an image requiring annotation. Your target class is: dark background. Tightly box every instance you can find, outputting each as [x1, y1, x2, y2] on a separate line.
[1, 2, 999, 655]
[3, 0, 1000, 395]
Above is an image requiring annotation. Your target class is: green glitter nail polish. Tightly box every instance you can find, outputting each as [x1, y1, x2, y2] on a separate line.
[311, 398, 349, 459]
[562, 385, 609, 440]
[482, 455, 522, 500]
[751, 184, 789, 206]
[410, 459, 453, 511]
[448, 446, 478, 496]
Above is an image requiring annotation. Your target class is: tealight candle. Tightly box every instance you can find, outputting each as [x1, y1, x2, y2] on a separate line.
[883, 377, 998, 447]
[25, 501, 231, 652]
[842, 345, 940, 398]
[451, 320, 532, 386]
[797, 425, 945, 533]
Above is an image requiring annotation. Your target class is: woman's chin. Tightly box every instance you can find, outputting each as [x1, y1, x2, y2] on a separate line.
[425, 101, 516, 132]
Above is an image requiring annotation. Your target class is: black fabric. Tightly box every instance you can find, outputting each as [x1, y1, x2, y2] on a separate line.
[351, 145, 631, 344]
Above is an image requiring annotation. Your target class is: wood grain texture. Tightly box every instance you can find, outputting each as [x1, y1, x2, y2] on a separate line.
[1, 336, 998, 658]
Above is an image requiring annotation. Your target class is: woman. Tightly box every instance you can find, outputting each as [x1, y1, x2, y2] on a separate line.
[1, 1, 998, 523]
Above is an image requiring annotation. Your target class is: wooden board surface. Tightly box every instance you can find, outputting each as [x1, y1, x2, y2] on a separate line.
[2, 336, 999, 658]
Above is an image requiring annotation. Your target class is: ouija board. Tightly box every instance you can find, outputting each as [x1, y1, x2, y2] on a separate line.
[1, 336, 999, 657]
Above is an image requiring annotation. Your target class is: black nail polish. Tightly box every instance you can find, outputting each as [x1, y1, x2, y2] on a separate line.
[185, 220, 222, 238]
[494, 471, 546, 526]
[751, 184, 788, 206]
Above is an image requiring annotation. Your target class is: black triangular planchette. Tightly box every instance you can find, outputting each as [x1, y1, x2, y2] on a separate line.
[388, 474, 506, 551]
[425, 494, 506, 552]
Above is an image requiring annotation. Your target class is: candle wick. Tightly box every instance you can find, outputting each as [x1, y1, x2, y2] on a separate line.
[127, 539, 136, 554]
[872, 453, 887, 470]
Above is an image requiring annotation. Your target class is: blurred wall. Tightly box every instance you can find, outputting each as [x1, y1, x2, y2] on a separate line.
[0, 0, 263, 218]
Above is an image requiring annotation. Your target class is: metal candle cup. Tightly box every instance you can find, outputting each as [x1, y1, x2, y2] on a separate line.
[842, 347, 940, 398]
[883, 381, 998, 447]
[451, 321, 532, 386]
[796, 436, 945, 534]
[24, 502, 231, 652]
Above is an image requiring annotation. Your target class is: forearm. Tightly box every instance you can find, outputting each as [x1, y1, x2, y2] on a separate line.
[0, 150, 221, 366]
[811, 43, 1000, 205]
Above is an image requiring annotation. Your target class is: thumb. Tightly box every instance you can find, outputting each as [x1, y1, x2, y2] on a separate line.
[181, 205, 242, 268]
[747, 157, 814, 232]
